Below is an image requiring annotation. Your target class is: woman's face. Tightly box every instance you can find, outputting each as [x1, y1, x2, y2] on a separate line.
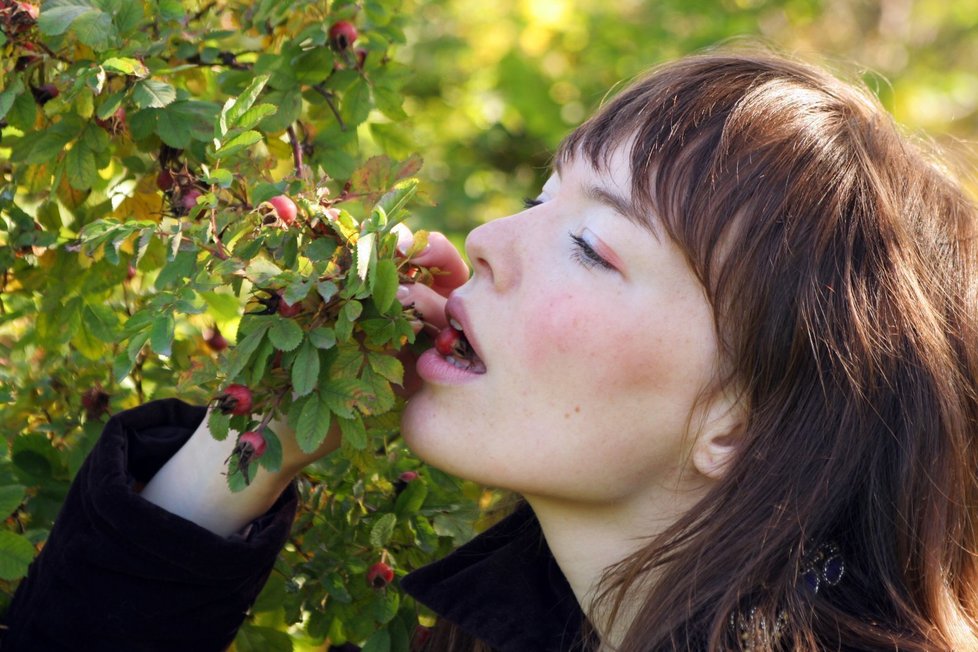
[402, 146, 723, 507]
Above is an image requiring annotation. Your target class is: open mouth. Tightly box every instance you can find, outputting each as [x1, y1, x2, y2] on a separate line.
[435, 321, 487, 374]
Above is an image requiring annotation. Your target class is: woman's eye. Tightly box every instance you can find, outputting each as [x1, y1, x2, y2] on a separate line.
[569, 232, 615, 271]
[523, 197, 544, 209]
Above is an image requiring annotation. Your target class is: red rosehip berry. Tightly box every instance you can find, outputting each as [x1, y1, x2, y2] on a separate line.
[205, 325, 228, 352]
[355, 48, 368, 69]
[277, 296, 303, 318]
[366, 561, 394, 589]
[329, 20, 358, 51]
[177, 188, 202, 214]
[398, 470, 418, 483]
[266, 195, 297, 227]
[81, 385, 111, 420]
[215, 384, 253, 416]
[125, 261, 137, 281]
[156, 169, 174, 191]
[434, 326, 463, 357]
[31, 83, 59, 105]
[237, 430, 267, 458]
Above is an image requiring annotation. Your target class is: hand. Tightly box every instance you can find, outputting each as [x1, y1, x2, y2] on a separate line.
[392, 224, 470, 396]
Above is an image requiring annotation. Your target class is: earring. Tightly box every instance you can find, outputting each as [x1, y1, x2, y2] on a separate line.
[800, 542, 845, 594]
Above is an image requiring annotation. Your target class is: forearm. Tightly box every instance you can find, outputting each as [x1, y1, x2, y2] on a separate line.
[139, 411, 298, 537]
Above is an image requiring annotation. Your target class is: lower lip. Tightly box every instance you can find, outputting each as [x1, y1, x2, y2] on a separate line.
[416, 348, 485, 385]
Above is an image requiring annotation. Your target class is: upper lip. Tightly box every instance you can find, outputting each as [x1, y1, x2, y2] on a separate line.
[444, 294, 485, 362]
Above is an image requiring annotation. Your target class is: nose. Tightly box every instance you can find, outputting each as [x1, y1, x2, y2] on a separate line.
[464, 212, 523, 292]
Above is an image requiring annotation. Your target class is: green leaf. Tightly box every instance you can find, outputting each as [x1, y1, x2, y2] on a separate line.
[361, 626, 391, 652]
[369, 512, 397, 548]
[394, 478, 428, 517]
[233, 103, 278, 131]
[268, 317, 303, 352]
[214, 130, 263, 159]
[296, 393, 331, 454]
[337, 413, 366, 450]
[256, 427, 282, 473]
[366, 351, 403, 385]
[155, 107, 192, 149]
[291, 339, 320, 398]
[0, 486, 26, 520]
[204, 168, 234, 187]
[65, 142, 97, 190]
[208, 409, 231, 441]
[235, 623, 294, 652]
[226, 74, 271, 127]
[250, 181, 287, 207]
[38, 0, 98, 36]
[227, 321, 271, 380]
[150, 314, 175, 357]
[308, 326, 337, 350]
[101, 56, 149, 77]
[133, 79, 176, 109]
[372, 259, 399, 313]
[0, 531, 35, 581]
[0, 79, 23, 121]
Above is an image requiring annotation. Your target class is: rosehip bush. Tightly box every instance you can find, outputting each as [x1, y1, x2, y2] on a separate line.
[0, 1, 486, 649]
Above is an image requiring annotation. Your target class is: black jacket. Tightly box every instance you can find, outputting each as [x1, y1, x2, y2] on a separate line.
[1, 399, 585, 651]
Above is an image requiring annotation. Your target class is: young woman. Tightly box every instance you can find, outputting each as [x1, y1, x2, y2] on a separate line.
[5, 48, 978, 651]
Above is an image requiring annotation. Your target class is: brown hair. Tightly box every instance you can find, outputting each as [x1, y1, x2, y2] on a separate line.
[432, 48, 978, 650]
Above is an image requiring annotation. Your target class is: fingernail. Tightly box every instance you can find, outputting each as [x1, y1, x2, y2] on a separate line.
[393, 223, 413, 256]
[397, 284, 410, 302]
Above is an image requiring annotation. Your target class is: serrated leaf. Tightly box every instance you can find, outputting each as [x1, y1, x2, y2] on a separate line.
[133, 79, 176, 109]
[204, 168, 234, 187]
[321, 378, 358, 418]
[0, 486, 26, 519]
[372, 259, 399, 313]
[150, 314, 175, 357]
[0, 79, 23, 121]
[250, 181, 286, 207]
[208, 409, 230, 441]
[0, 531, 35, 581]
[156, 108, 192, 148]
[366, 351, 403, 385]
[337, 413, 367, 450]
[234, 103, 278, 131]
[369, 512, 397, 548]
[65, 142, 97, 190]
[291, 339, 319, 398]
[227, 322, 271, 380]
[296, 394, 331, 454]
[308, 327, 336, 350]
[38, 0, 98, 36]
[102, 57, 149, 77]
[316, 280, 338, 302]
[214, 130, 262, 159]
[268, 318, 303, 351]
[394, 478, 428, 517]
[256, 427, 282, 473]
[226, 74, 271, 127]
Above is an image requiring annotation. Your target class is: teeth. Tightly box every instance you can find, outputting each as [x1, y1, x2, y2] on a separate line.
[449, 318, 464, 331]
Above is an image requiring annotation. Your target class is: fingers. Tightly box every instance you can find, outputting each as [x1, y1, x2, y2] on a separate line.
[398, 282, 448, 334]
[399, 229, 470, 297]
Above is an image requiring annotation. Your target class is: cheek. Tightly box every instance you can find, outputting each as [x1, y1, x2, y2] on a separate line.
[520, 288, 717, 402]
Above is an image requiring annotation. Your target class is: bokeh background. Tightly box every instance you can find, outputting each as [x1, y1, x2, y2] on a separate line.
[388, 0, 978, 241]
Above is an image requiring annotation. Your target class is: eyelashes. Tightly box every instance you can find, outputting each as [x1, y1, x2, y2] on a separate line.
[569, 232, 614, 271]
[522, 196, 614, 272]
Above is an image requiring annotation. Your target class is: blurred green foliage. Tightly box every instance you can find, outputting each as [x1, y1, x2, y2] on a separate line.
[394, 0, 978, 241]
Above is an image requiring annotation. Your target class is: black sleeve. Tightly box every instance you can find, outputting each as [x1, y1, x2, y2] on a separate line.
[0, 398, 298, 652]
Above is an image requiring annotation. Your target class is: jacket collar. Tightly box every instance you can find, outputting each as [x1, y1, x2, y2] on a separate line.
[401, 503, 590, 651]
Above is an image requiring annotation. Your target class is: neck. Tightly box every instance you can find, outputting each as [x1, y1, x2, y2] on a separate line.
[524, 475, 710, 647]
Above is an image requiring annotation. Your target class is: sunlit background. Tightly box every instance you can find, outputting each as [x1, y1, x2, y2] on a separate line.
[389, 0, 978, 238]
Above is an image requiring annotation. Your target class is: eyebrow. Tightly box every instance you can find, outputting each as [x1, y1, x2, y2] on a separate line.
[552, 156, 659, 239]
[583, 184, 659, 239]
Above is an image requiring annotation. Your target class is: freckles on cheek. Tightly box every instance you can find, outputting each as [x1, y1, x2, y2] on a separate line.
[521, 293, 590, 370]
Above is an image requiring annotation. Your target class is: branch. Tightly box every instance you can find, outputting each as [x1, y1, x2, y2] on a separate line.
[311, 85, 346, 131]
[286, 124, 305, 179]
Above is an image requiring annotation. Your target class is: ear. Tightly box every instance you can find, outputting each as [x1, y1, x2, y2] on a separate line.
[690, 389, 746, 481]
